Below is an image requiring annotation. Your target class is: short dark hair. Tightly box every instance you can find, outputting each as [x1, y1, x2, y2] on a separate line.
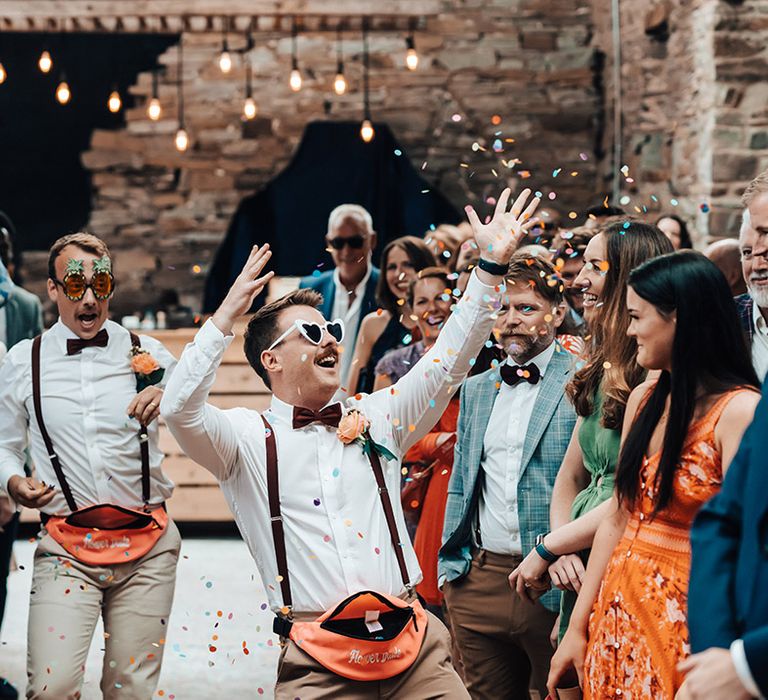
[375, 236, 436, 314]
[48, 232, 111, 280]
[504, 252, 565, 305]
[585, 203, 626, 219]
[243, 288, 324, 389]
[406, 266, 451, 307]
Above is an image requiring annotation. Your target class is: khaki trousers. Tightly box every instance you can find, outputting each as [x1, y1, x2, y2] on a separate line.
[443, 549, 557, 700]
[26, 520, 181, 700]
[274, 609, 469, 699]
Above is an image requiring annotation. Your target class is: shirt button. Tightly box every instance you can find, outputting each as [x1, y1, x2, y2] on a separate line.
[613, 642, 620, 649]
[616, 690, 622, 696]
[639, 513, 645, 521]
[626, 550, 631, 558]
[614, 596, 620, 603]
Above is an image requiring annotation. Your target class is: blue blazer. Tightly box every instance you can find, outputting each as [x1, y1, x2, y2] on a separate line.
[689, 381, 768, 694]
[4, 286, 43, 349]
[438, 347, 577, 612]
[298, 267, 380, 339]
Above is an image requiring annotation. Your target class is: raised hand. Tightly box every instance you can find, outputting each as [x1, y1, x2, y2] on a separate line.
[464, 188, 541, 266]
[212, 244, 274, 335]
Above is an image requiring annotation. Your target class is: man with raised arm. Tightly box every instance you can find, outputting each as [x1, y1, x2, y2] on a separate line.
[161, 188, 539, 698]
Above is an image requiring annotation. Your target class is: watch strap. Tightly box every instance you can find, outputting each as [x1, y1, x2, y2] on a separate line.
[477, 257, 509, 276]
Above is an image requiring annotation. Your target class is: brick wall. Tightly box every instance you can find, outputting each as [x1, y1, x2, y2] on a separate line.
[25, 0, 600, 317]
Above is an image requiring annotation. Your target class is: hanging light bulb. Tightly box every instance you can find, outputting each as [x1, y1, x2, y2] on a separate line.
[56, 78, 71, 105]
[108, 89, 122, 113]
[147, 97, 162, 120]
[218, 17, 232, 73]
[147, 68, 162, 120]
[360, 118, 374, 143]
[405, 36, 419, 71]
[242, 60, 257, 120]
[218, 46, 232, 74]
[334, 68, 347, 96]
[174, 39, 188, 152]
[38, 50, 53, 74]
[0, 63, 6, 85]
[333, 27, 346, 95]
[243, 96, 257, 120]
[175, 127, 189, 152]
[290, 60, 302, 92]
[289, 19, 302, 92]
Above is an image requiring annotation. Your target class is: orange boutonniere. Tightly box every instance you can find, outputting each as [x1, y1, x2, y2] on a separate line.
[336, 409, 396, 461]
[129, 347, 164, 391]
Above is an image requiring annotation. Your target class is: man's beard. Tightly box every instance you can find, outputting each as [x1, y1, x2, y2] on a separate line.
[748, 277, 768, 309]
[501, 333, 550, 364]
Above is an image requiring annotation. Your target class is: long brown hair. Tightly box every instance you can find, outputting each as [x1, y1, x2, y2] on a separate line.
[568, 222, 673, 429]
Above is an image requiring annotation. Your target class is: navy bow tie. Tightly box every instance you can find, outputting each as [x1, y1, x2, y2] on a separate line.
[500, 362, 541, 386]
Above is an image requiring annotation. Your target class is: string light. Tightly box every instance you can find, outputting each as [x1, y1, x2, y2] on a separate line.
[108, 88, 122, 113]
[56, 76, 71, 105]
[289, 19, 302, 92]
[0, 63, 6, 85]
[218, 17, 232, 74]
[175, 38, 188, 152]
[38, 50, 53, 74]
[334, 27, 347, 96]
[175, 127, 189, 152]
[242, 59, 257, 120]
[360, 20, 375, 143]
[147, 68, 162, 120]
[405, 35, 419, 71]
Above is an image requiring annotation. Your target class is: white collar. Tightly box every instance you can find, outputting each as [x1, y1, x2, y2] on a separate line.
[752, 302, 768, 335]
[503, 341, 557, 376]
[268, 394, 344, 428]
[332, 263, 372, 297]
[49, 318, 114, 355]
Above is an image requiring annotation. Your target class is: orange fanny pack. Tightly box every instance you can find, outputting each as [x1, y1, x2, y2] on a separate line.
[43, 504, 167, 566]
[32, 333, 167, 567]
[275, 590, 427, 681]
[262, 415, 425, 681]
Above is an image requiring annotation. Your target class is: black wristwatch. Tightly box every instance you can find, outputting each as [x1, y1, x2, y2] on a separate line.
[477, 257, 509, 276]
[535, 533, 558, 563]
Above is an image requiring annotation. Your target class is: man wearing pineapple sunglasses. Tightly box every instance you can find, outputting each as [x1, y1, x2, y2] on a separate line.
[0, 232, 178, 699]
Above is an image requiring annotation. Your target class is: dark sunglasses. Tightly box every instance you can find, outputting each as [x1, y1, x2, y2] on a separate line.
[327, 235, 366, 251]
[53, 271, 115, 301]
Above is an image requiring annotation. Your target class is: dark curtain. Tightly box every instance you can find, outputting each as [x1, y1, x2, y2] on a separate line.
[203, 121, 460, 312]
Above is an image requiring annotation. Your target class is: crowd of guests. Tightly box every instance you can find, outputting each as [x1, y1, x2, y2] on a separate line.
[1, 170, 768, 700]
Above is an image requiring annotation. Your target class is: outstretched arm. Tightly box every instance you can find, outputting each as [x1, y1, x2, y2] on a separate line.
[161, 244, 274, 480]
[378, 188, 540, 455]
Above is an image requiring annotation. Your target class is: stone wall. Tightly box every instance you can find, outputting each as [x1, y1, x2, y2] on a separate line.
[588, 0, 768, 244]
[30, 0, 600, 317]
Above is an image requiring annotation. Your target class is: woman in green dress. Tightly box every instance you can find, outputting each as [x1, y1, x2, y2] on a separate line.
[509, 221, 673, 638]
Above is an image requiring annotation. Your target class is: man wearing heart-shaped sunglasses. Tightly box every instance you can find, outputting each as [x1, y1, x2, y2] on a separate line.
[162, 188, 541, 698]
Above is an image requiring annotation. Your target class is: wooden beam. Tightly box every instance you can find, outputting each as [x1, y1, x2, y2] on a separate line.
[0, 0, 440, 19]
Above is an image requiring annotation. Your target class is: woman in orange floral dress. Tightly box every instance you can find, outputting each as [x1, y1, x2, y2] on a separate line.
[547, 251, 760, 700]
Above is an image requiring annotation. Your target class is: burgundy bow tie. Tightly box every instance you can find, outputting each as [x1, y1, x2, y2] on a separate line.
[500, 362, 541, 386]
[292, 403, 343, 430]
[66, 328, 109, 356]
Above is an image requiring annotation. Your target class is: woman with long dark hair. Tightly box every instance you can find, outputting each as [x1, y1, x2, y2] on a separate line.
[510, 222, 672, 638]
[547, 251, 760, 699]
[656, 213, 693, 250]
[346, 236, 435, 394]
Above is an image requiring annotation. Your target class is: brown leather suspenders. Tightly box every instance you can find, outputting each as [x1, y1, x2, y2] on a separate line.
[261, 414, 413, 616]
[31, 332, 152, 513]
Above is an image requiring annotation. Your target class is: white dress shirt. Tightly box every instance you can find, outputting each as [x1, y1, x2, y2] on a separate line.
[332, 264, 372, 387]
[477, 342, 556, 556]
[0, 305, 6, 346]
[161, 271, 500, 613]
[752, 303, 768, 381]
[0, 319, 177, 513]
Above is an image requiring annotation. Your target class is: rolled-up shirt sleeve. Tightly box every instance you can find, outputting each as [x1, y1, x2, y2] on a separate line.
[159, 319, 242, 481]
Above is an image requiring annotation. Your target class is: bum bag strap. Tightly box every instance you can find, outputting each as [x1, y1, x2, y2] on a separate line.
[366, 440, 412, 594]
[130, 332, 151, 506]
[261, 415, 293, 611]
[32, 335, 78, 512]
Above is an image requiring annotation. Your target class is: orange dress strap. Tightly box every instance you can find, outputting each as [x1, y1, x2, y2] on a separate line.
[696, 386, 758, 435]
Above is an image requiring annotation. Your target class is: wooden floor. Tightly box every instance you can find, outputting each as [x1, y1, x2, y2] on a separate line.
[22, 322, 269, 525]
